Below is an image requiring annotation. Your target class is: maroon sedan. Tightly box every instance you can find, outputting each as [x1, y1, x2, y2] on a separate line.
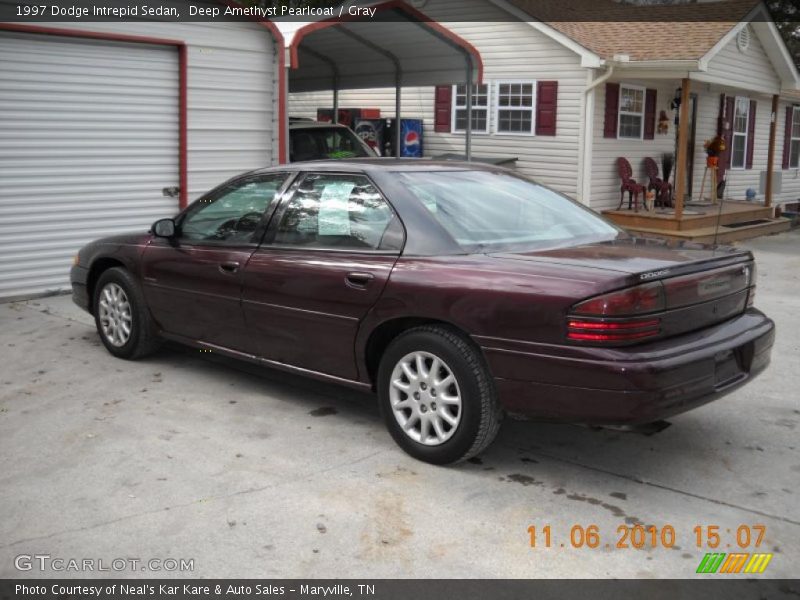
[70, 160, 774, 464]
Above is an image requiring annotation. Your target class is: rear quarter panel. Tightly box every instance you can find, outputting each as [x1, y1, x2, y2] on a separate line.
[356, 254, 631, 371]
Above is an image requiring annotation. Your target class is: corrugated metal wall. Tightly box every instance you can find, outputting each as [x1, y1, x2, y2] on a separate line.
[0, 32, 179, 299]
[0, 5, 280, 300]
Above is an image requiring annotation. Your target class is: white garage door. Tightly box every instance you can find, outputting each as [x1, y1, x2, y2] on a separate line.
[0, 31, 179, 300]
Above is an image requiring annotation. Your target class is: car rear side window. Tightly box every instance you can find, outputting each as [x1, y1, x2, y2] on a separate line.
[399, 170, 620, 252]
[272, 173, 402, 251]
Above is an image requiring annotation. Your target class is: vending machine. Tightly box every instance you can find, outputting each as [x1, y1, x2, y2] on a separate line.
[353, 119, 386, 155]
[382, 118, 424, 158]
[399, 118, 424, 158]
[316, 108, 381, 128]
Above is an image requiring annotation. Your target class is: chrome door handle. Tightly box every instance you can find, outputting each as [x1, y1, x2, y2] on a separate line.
[345, 271, 374, 288]
[219, 261, 240, 274]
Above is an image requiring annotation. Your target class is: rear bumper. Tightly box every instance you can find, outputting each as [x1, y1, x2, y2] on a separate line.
[70, 265, 90, 313]
[478, 309, 775, 424]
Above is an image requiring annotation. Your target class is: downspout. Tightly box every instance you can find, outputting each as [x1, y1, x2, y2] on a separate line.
[586, 63, 615, 94]
[579, 63, 615, 206]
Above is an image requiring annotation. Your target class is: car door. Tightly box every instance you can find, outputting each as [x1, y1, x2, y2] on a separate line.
[141, 172, 292, 353]
[241, 171, 405, 380]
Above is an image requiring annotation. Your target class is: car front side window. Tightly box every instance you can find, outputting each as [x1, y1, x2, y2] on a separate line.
[179, 174, 288, 244]
[272, 173, 402, 251]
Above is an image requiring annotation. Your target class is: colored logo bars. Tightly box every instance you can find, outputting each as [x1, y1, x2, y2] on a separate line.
[696, 553, 773, 574]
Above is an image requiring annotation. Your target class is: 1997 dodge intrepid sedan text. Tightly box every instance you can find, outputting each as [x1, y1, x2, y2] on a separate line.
[70, 160, 775, 464]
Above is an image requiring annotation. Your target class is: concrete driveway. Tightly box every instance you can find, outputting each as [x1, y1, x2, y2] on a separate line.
[1, 229, 798, 579]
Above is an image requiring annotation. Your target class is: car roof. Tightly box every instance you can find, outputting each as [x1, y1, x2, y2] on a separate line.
[288, 121, 353, 130]
[250, 158, 506, 175]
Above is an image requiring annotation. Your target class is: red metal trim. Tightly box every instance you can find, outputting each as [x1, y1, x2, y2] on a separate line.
[289, 0, 484, 84]
[0, 22, 184, 46]
[0, 22, 190, 208]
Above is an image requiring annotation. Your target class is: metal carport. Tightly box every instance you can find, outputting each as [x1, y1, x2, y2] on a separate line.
[275, 0, 483, 159]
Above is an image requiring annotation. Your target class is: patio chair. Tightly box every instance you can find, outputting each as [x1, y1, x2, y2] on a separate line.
[644, 157, 673, 208]
[616, 157, 646, 212]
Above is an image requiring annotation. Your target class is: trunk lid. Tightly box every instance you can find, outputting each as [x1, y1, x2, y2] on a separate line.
[490, 238, 752, 280]
[490, 239, 755, 343]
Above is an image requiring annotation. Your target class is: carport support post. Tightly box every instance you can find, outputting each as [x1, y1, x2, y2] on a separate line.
[465, 57, 473, 161]
[395, 72, 402, 158]
[332, 76, 339, 124]
[673, 79, 691, 220]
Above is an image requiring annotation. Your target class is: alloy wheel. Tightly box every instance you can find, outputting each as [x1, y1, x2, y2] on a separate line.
[98, 282, 132, 347]
[388, 351, 462, 446]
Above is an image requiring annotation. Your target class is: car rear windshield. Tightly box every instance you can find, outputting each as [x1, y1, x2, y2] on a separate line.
[398, 170, 623, 252]
[290, 127, 373, 161]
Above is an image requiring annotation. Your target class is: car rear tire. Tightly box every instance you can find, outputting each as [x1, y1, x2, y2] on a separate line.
[377, 325, 502, 464]
[93, 267, 161, 360]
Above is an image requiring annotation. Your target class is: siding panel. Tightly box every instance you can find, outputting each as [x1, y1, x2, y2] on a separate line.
[590, 80, 677, 211]
[690, 88, 773, 203]
[776, 99, 800, 205]
[705, 26, 781, 94]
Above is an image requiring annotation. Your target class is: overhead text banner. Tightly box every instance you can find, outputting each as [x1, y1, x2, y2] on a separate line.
[0, 0, 775, 22]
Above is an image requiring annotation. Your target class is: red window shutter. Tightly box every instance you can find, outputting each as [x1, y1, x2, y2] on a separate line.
[643, 89, 657, 140]
[603, 83, 620, 138]
[535, 81, 558, 136]
[783, 106, 794, 170]
[746, 99, 757, 169]
[722, 96, 735, 173]
[434, 85, 452, 133]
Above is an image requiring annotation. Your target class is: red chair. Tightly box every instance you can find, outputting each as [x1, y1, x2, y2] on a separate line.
[616, 158, 646, 212]
[644, 157, 673, 208]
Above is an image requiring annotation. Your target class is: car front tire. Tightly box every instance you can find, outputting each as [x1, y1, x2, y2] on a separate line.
[377, 325, 502, 465]
[93, 267, 161, 360]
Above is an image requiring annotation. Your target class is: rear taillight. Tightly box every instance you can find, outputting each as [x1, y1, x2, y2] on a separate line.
[571, 281, 665, 316]
[662, 264, 750, 309]
[568, 282, 665, 343]
[567, 318, 661, 342]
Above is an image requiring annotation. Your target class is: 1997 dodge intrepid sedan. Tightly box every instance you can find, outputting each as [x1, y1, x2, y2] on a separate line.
[71, 160, 774, 464]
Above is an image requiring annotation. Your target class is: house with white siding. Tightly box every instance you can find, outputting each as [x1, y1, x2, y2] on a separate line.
[289, 0, 800, 241]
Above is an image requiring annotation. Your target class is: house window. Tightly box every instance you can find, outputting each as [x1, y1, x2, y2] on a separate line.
[731, 96, 750, 169]
[790, 106, 800, 169]
[618, 85, 645, 139]
[452, 83, 489, 133]
[495, 81, 536, 134]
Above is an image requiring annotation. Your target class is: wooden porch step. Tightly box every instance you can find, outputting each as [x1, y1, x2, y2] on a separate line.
[623, 217, 791, 245]
[603, 202, 776, 232]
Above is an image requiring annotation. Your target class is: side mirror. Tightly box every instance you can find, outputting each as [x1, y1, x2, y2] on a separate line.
[152, 218, 176, 238]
